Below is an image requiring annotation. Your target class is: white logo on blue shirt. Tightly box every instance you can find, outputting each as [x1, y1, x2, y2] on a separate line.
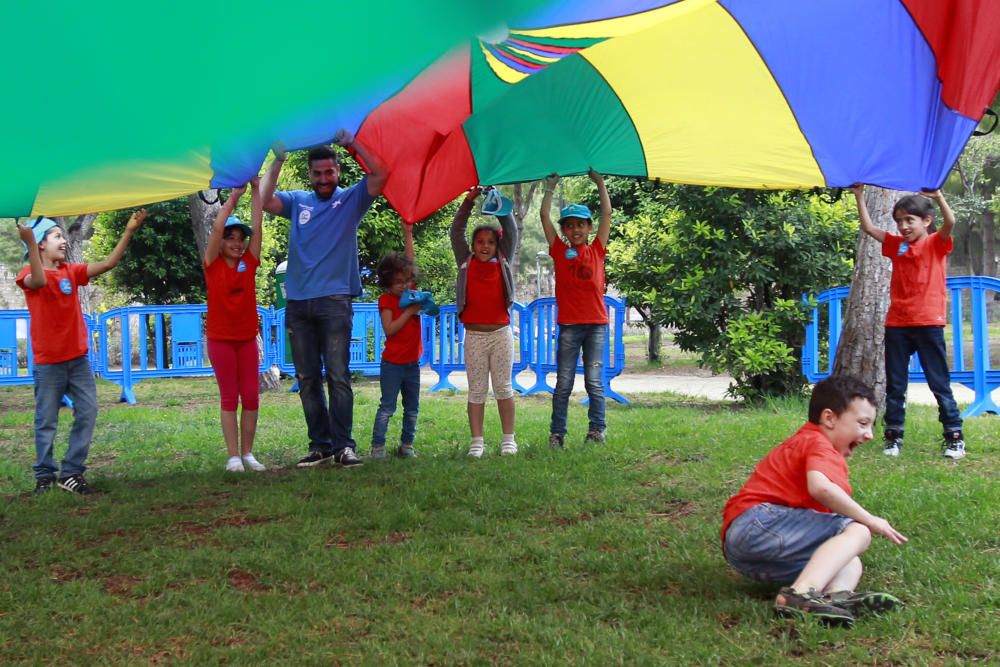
[897, 242, 909, 256]
[59, 278, 72, 295]
[237, 260, 247, 273]
[298, 207, 313, 225]
[331, 200, 342, 209]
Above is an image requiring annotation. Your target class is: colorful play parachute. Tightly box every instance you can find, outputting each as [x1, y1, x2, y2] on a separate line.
[3, 0, 999, 220]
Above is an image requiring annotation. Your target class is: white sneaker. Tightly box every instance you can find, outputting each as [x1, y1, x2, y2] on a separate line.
[882, 443, 901, 457]
[943, 439, 966, 460]
[241, 453, 266, 471]
[468, 442, 485, 458]
[500, 441, 518, 456]
[226, 456, 245, 472]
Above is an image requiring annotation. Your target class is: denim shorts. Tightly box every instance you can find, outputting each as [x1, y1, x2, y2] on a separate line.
[723, 503, 853, 584]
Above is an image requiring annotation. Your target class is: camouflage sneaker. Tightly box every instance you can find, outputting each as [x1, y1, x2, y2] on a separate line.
[774, 587, 855, 627]
[396, 444, 417, 459]
[824, 590, 901, 616]
[368, 446, 389, 461]
[584, 430, 605, 444]
[548, 433, 565, 449]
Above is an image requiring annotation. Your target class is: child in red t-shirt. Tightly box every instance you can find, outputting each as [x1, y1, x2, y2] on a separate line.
[16, 209, 146, 494]
[854, 185, 965, 460]
[451, 188, 519, 458]
[722, 375, 907, 626]
[204, 178, 264, 473]
[540, 169, 612, 449]
[370, 222, 424, 460]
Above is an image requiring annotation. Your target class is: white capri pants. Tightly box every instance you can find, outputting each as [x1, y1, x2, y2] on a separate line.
[464, 327, 515, 404]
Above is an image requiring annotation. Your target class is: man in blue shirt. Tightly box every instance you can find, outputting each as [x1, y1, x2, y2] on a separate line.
[260, 130, 389, 467]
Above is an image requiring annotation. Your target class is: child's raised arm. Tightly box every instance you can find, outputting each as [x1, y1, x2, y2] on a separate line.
[590, 169, 612, 247]
[204, 185, 247, 266]
[450, 188, 477, 266]
[87, 209, 146, 279]
[539, 174, 560, 247]
[15, 222, 46, 289]
[248, 177, 263, 260]
[402, 221, 415, 263]
[924, 189, 956, 242]
[853, 184, 886, 243]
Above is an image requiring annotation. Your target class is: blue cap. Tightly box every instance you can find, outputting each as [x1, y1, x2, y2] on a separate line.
[20, 217, 61, 260]
[224, 216, 252, 238]
[558, 204, 593, 225]
[480, 189, 513, 217]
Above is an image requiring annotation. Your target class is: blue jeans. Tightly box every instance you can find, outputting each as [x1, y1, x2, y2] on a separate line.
[33, 355, 98, 480]
[550, 323, 606, 436]
[286, 297, 355, 454]
[724, 503, 853, 584]
[884, 326, 962, 435]
[371, 360, 420, 447]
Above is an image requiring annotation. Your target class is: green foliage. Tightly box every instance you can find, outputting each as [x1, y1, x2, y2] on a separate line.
[606, 184, 856, 401]
[89, 198, 204, 305]
[0, 218, 26, 269]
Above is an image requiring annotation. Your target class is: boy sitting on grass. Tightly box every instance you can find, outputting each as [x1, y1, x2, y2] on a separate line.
[721, 375, 908, 626]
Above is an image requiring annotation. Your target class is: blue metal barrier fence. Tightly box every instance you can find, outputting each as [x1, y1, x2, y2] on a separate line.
[802, 276, 1000, 417]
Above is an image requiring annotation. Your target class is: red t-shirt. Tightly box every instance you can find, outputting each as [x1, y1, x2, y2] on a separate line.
[550, 237, 608, 324]
[882, 232, 952, 327]
[16, 263, 90, 364]
[204, 253, 260, 340]
[380, 293, 422, 364]
[720, 422, 851, 544]
[461, 259, 510, 326]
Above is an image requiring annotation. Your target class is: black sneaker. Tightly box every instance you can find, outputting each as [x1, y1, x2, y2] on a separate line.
[57, 474, 95, 495]
[334, 448, 363, 467]
[296, 450, 334, 468]
[825, 590, 901, 616]
[774, 587, 855, 627]
[33, 477, 55, 495]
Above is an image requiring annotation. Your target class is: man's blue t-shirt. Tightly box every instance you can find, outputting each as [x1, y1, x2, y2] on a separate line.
[276, 176, 375, 300]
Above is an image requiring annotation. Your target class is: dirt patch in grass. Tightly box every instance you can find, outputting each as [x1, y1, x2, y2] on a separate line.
[49, 564, 84, 583]
[227, 566, 269, 592]
[104, 575, 144, 598]
[552, 512, 594, 527]
[649, 499, 698, 521]
[324, 530, 410, 549]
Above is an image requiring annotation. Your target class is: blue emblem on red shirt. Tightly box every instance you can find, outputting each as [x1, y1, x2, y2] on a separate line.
[897, 242, 910, 256]
[59, 278, 72, 295]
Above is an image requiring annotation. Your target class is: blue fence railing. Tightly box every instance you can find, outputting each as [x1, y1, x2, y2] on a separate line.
[802, 275, 1000, 417]
[0, 296, 628, 405]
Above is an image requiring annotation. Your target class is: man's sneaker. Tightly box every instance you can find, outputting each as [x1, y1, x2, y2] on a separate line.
[500, 441, 518, 456]
[296, 450, 334, 468]
[824, 590, 901, 616]
[33, 477, 55, 495]
[226, 456, 245, 472]
[241, 453, 266, 471]
[943, 432, 966, 460]
[882, 431, 903, 457]
[334, 448, 364, 467]
[548, 433, 565, 449]
[369, 446, 388, 461]
[397, 444, 417, 459]
[57, 474, 96, 496]
[467, 442, 485, 458]
[773, 587, 855, 627]
[584, 430, 605, 444]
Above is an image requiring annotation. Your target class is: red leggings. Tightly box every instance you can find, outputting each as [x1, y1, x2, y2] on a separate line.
[207, 338, 260, 411]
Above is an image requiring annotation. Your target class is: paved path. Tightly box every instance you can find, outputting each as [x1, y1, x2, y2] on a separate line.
[420, 369, 979, 406]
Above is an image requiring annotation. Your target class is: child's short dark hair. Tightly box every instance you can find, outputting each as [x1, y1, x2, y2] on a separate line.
[376, 252, 418, 289]
[307, 146, 339, 168]
[808, 375, 876, 424]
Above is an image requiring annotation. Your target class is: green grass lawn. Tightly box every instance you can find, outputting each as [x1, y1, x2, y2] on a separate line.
[1, 377, 997, 664]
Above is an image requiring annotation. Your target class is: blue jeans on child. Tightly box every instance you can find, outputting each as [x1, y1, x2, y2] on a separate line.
[550, 323, 606, 436]
[286, 296, 356, 455]
[883, 326, 962, 434]
[723, 503, 853, 583]
[33, 354, 98, 480]
[371, 360, 420, 447]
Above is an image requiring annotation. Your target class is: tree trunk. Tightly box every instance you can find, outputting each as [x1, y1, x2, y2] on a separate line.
[188, 190, 221, 257]
[59, 214, 98, 314]
[647, 322, 662, 363]
[511, 182, 540, 284]
[831, 187, 898, 407]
